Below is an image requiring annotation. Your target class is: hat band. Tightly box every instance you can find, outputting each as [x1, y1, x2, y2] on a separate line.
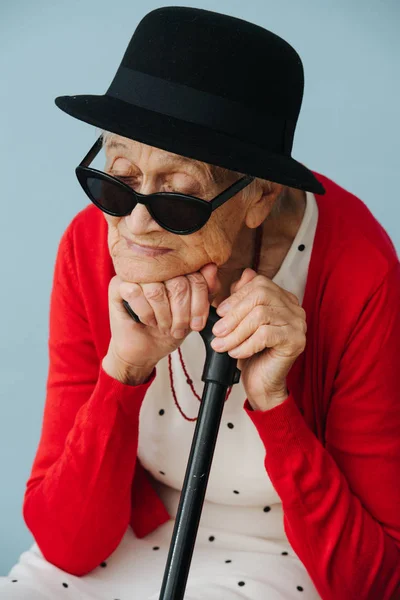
[106, 67, 294, 154]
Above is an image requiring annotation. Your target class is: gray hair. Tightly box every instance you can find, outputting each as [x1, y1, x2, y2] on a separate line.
[98, 128, 287, 215]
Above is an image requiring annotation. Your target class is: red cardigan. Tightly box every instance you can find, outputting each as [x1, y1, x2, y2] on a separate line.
[23, 172, 400, 599]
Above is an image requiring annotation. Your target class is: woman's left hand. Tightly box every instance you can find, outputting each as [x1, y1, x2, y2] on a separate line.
[211, 268, 307, 411]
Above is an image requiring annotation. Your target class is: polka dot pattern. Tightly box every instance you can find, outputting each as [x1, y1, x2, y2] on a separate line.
[82, 190, 316, 598]
[5, 570, 309, 598]
[6, 528, 311, 597]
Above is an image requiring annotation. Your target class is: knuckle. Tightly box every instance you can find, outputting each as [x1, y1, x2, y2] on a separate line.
[296, 332, 307, 352]
[168, 276, 189, 298]
[254, 273, 265, 285]
[258, 323, 270, 342]
[186, 272, 205, 286]
[254, 304, 266, 320]
[119, 281, 141, 301]
[294, 315, 307, 333]
[187, 272, 208, 292]
[254, 279, 266, 294]
[109, 275, 122, 295]
[287, 330, 305, 352]
[173, 322, 190, 332]
[144, 283, 165, 302]
[297, 306, 306, 319]
[172, 312, 191, 329]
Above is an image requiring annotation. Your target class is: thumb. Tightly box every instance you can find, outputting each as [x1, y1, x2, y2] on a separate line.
[230, 267, 257, 294]
[199, 263, 222, 300]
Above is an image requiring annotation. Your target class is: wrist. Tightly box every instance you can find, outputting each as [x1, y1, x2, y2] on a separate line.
[102, 353, 155, 386]
[247, 388, 289, 412]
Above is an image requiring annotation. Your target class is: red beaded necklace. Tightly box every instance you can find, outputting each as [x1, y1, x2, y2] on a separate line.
[168, 224, 263, 421]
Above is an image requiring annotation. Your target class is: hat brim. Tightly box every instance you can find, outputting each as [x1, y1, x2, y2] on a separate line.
[55, 93, 325, 195]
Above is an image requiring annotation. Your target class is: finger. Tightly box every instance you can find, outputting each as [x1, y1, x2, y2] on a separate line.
[230, 267, 257, 294]
[212, 304, 292, 352]
[186, 272, 211, 330]
[217, 277, 287, 320]
[220, 273, 263, 314]
[219, 276, 293, 316]
[199, 263, 222, 302]
[109, 275, 125, 312]
[118, 280, 156, 326]
[229, 326, 304, 361]
[286, 291, 300, 305]
[227, 325, 286, 359]
[164, 276, 191, 338]
[141, 281, 172, 333]
[109, 276, 134, 320]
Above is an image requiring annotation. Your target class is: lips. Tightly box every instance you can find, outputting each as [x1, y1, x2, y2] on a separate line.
[123, 236, 171, 250]
[134, 242, 170, 250]
[123, 236, 172, 257]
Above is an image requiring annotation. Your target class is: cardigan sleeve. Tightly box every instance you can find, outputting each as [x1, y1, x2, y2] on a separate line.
[243, 260, 400, 600]
[22, 222, 157, 577]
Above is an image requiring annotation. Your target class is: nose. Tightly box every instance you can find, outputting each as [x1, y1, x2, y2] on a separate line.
[124, 182, 164, 234]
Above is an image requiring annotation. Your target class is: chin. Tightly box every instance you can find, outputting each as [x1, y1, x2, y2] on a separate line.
[112, 255, 181, 284]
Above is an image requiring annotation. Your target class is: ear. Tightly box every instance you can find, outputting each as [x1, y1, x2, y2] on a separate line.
[244, 181, 283, 229]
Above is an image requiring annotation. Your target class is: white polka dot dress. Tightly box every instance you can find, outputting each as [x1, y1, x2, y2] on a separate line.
[1, 193, 322, 599]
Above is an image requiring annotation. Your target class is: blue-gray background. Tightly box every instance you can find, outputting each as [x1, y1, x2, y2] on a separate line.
[1, 0, 399, 575]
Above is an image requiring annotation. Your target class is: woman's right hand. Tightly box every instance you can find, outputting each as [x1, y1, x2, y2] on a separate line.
[102, 263, 221, 384]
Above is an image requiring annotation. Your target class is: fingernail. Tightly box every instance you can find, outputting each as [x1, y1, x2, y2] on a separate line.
[213, 320, 226, 334]
[172, 329, 185, 339]
[211, 338, 225, 350]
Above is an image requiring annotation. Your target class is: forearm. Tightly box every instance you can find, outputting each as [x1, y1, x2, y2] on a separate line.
[244, 394, 400, 600]
[23, 364, 156, 576]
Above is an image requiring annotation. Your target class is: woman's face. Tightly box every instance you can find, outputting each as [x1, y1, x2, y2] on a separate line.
[102, 134, 252, 284]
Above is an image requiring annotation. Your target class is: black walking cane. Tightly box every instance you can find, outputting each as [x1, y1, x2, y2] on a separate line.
[122, 299, 241, 599]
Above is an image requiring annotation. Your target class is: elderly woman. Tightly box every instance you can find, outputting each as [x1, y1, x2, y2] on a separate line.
[1, 6, 400, 600]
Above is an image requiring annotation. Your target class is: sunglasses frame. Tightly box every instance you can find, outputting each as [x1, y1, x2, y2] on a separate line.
[75, 135, 255, 235]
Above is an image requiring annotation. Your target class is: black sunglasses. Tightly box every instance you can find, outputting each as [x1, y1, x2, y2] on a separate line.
[75, 136, 255, 235]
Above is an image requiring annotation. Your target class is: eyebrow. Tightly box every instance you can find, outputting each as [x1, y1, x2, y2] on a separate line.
[105, 140, 206, 171]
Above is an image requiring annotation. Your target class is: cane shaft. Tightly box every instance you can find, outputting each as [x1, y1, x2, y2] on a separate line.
[158, 381, 226, 599]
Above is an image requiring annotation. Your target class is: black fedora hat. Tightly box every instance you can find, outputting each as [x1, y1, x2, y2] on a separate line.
[55, 6, 325, 195]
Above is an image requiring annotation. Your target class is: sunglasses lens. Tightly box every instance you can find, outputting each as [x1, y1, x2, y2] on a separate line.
[149, 194, 210, 232]
[85, 174, 210, 232]
[86, 176, 134, 216]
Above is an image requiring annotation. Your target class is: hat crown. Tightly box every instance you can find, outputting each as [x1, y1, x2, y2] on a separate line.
[116, 6, 304, 123]
[54, 6, 325, 195]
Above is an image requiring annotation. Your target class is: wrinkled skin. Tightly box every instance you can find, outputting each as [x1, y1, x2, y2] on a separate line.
[102, 133, 306, 306]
